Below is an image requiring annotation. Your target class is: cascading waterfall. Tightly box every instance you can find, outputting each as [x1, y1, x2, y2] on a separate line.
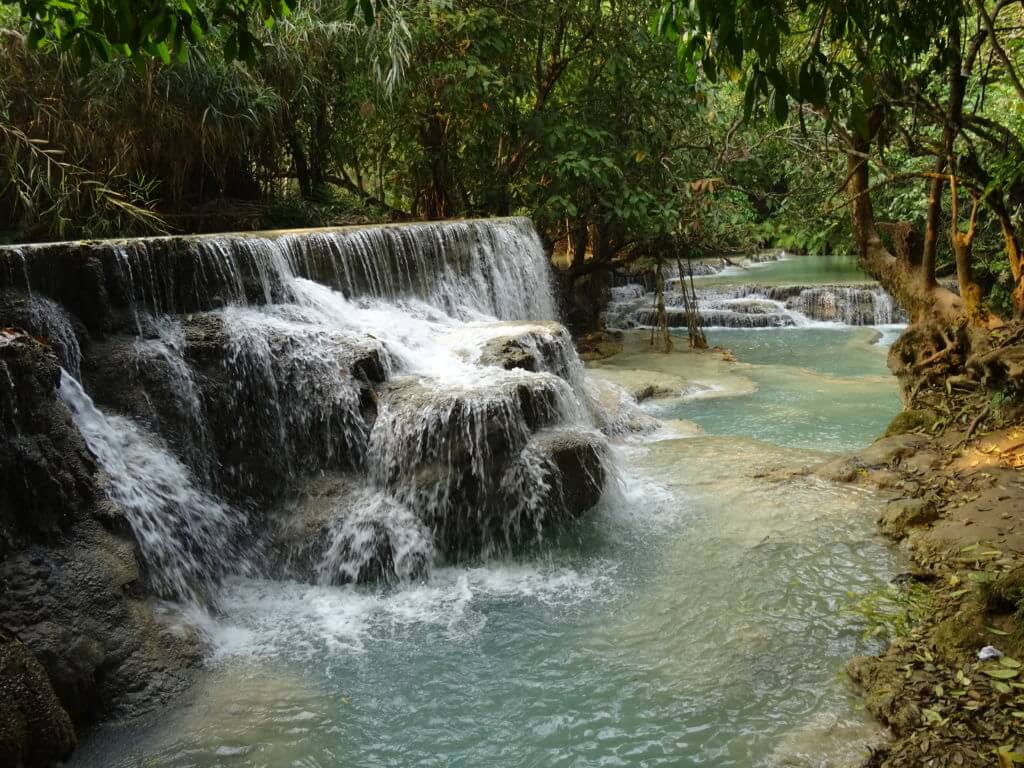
[606, 278, 906, 329]
[58, 374, 246, 602]
[6, 218, 607, 598]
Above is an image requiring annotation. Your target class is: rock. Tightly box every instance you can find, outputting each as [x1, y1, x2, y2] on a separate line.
[816, 433, 931, 483]
[0, 332, 96, 559]
[0, 627, 75, 768]
[575, 330, 624, 362]
[0, 331, 198, 741]
[477, 321, 573, 372]
[585, 378, 659, 436]
[369, 373, 573, 551]
[272, 474, 433, 585]
[856, 434, 928, 466]
[846, 653, 921, 736]
[884, 409, 937, 437]
[879, 498, 938, 539]
[0, 522, 199, 727]
[528, 427, 608, 518]
[175, 311, 385, 500]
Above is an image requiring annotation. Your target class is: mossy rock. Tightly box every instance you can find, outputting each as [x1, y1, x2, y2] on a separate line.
[879, 499, 937, 539]
[884, 409, 937, 437]
[575, 331, 623, 362]
[0, 629, 76, 767]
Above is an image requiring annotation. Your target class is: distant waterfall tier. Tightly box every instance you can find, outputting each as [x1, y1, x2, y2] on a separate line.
[0, 217, 555, 330]
[1, 218, 610, 603]
[606, 281, 906, 329]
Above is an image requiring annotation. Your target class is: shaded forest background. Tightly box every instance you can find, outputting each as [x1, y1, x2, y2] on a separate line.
[2, 0, 1024, 329]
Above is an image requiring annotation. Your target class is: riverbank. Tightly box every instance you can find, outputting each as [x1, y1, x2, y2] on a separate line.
[804, 423, 1024, 767]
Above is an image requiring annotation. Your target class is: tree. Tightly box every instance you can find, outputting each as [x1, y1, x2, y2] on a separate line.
[3, 0, 301, 66]
[660, 0, 1024, 406]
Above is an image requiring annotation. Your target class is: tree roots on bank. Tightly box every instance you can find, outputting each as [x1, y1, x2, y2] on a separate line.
[889, 316, 1024, 440]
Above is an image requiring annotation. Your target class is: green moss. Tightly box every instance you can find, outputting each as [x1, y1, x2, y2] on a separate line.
[931, 598, 988, 658]
[884, 409, 937, 437]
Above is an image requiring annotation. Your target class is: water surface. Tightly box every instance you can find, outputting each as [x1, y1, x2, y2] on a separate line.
[75, 326, 901, 768]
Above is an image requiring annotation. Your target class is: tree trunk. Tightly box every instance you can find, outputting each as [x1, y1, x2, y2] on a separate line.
[846, 136, 961, 322]
[921, 18, 967, 291]
[651, 264, 673, 353]
[285, 125, 314, 200]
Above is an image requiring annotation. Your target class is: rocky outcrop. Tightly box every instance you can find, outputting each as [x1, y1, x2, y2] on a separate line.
[272, 474, 433, 585]
[528, 428, 608, 518]
[0, 332, 198, 752]
[0, 332, 95, 558]
[476, 321, 579, 381]
[0, 628, 75, 768]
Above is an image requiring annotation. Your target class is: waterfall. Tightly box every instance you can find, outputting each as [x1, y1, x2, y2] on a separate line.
[606, 280, 905, 329]
[58, 374, 247, 602]
[3, 218, 555, 324]
[3, 218, 608, 599]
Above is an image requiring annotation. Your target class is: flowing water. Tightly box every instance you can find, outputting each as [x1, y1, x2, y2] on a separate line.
[54, 235, 903, 767]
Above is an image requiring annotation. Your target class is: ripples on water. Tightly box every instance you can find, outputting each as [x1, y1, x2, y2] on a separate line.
[77, 387, 899, 767]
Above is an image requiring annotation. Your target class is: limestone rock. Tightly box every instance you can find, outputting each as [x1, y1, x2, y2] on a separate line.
[0, 332, 96, 558]
[528, 427, 608, 518]
[0, 627, 75, 768]
[273, 474, 432, 585]
[879, 498, 938, 539]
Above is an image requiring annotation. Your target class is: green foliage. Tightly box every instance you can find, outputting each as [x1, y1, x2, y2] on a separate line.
[2, 0, 304, 66]
[848, 581, 932, 640]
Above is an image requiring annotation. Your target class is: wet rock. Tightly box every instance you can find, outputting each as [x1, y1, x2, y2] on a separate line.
[585, 378, 659, 436]
[879, 499, 938, 539]
[0, 521, 199, 727]
[273, 474, 432, 585]
[0, 331, 198, 741]
[176, 311, 386, 500]
[477, 321, 579, 381]
[0, 627, 75, 768]
[528, 427, 608, 518]
[0, 332, 96, 558]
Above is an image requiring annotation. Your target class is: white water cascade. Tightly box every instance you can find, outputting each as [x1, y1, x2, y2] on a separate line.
[11, 218, 608, 599]
[58, 374, 246, 602]
[607, 280, 906, 330]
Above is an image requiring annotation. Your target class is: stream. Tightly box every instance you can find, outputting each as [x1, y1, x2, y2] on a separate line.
[71, 251, 903, 768]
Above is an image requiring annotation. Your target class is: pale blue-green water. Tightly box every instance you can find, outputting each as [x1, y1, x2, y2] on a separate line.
[695, 255, 869, 287]
[75, 257, 903, 768]
[653, 327, 903, 452]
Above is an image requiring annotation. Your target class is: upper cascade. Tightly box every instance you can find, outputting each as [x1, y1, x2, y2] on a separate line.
[606, 280, 906, 329]
[0, 217, 556, 326]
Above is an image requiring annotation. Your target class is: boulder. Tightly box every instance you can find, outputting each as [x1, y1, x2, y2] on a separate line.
[272, 474, 433, 585]
[0, 332, 96, 558]
[585, 378, 659, 436]
[528, 427, 608, 519]
[879, 498, 938, 539]
[476, 321, 580, 383]
[0, 628, 75, 768]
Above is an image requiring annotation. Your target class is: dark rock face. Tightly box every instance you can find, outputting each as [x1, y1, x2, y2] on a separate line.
[0, 331, 198, 750]
[529, 428, 608, 518]
[0, 627, 76, 768]
[0, 332, 95, 558]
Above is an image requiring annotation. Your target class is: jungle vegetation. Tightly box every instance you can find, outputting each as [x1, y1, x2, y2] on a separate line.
[3, 0, 1024, 401]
